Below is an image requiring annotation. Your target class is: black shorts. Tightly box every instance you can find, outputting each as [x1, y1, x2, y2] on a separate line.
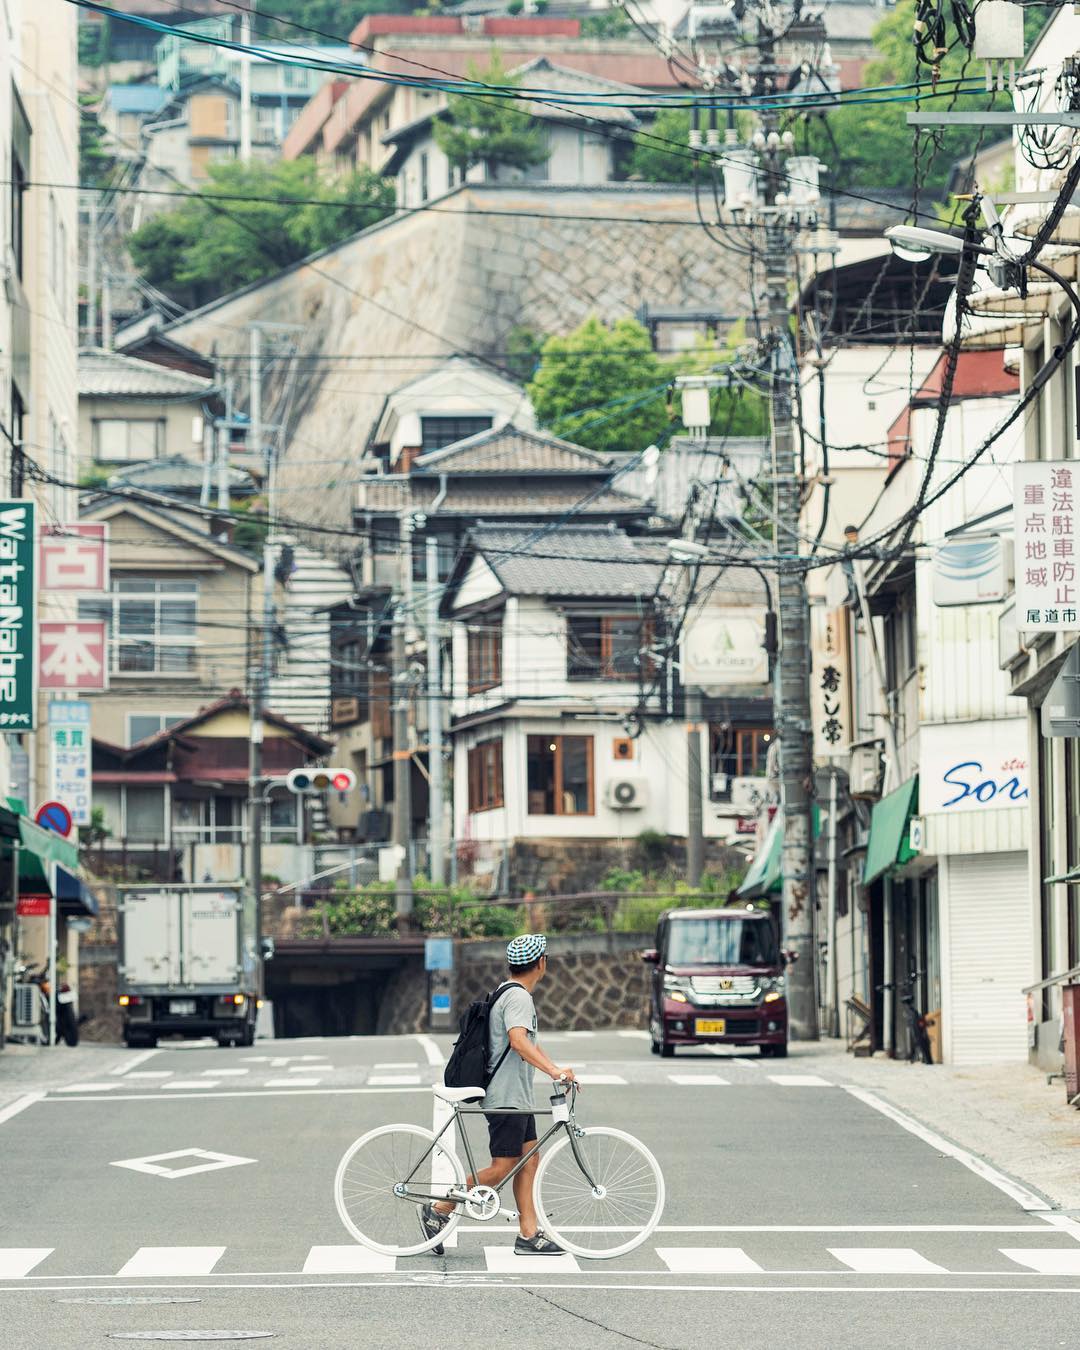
[487, 1112, 537, 1159]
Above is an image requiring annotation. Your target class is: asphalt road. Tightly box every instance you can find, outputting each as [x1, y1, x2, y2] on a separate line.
[1, 1030, 1078, 1349]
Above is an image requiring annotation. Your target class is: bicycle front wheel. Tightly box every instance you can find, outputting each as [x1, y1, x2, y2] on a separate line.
[334, 1124, 465, 1256]
[533, 1126, 665, 1260]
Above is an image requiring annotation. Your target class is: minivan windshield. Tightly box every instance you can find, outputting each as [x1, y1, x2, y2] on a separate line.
[666, 917, 778, 967]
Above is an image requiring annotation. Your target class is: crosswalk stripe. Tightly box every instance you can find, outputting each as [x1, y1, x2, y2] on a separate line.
[117, 1246, 226, 1277]
[54, 1083, 119, 1093]
[162, 1080, 219, 1090]
[302, 1245, 396, 1273]
[657, 1247, 763, 1274]
[616, 1030, 650, 1039]
[374, 1062, 418, 1070]
[368, 1075, 421, 1086]
[288, 1064, 329, 1072]
[123, 1071, 173, 1080]
[265, 1077, 322, 1087]
[766, 1074, 833, 1087]
[0, 1249, 53, 1277]
[1000, 1248, 1080, 1274]
[574, 1074, 627, 1086]
[829, 1248, 948, 1274]
[484, 1246, 580, 1273]
[205, 1069, 249, 1077]
[668, 1074, 731, 1086]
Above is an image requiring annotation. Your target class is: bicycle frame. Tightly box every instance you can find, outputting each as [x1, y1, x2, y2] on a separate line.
[397, 1089, 601, 1210]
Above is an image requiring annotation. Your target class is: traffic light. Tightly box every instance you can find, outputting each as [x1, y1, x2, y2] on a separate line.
[286, 768, 357, 794]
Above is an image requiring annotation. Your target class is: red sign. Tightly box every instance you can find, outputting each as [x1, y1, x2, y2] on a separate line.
[40, 524, 108, 593]
[35, 800, 73, 837]
[39, 622, 107, 691]
[735, 818, 757, 834]
[17, 896, 51, 916]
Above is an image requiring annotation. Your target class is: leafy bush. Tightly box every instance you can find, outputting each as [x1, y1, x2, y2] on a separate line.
[301, 878, 519, 939]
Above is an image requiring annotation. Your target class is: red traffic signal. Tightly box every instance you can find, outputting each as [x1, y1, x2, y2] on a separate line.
[286, 768, 357, 794]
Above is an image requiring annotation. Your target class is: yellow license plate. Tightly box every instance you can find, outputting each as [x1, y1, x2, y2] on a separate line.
[695, 1018, 726, 1035]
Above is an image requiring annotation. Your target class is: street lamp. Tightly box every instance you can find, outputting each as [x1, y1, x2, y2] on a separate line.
[884, 224, 992, 261]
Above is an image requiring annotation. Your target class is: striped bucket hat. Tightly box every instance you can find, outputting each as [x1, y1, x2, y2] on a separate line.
[506, 933, 547, 967]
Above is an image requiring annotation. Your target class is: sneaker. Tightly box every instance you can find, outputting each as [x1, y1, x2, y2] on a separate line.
[514, 1230, 564, 1256]
[418, 1203, 450, 1256]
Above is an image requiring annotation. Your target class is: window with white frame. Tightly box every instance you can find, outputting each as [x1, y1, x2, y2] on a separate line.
[127, 712, 188, 745]
[173, 794, 244, 843]
[80, 578, 199, 675]
[93, 418, 164, 461]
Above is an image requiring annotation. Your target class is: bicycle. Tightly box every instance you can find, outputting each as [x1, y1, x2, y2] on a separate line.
[877, 968, 934, 1065]
[333, 1078, 666, 1260]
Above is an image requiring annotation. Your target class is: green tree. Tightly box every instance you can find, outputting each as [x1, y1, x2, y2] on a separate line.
[628, 108, 694, 184]
[128, 158, 394, 307]
[433, 51, 547, 178]
[526, 316, 671, 453]
[79, 95, 117, 189]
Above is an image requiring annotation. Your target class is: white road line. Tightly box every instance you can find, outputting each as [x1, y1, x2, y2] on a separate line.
[117, 1247, 226, 1278]
[829, 1248, 948, 1275]
[1000, 1249, 1080, 1275]
[265, 1077, 322, 1087]
[288, 1064, 328, 1073]
[302, 1246, 396, 1274]
[767, 1075, 833, 1087]
[161, 1081, 219, 1090]
[574, 1074, 627, 1086]
[1041, 1214, 1080, 1244]
[657, 1248, 764, 1274]
[110, 1048, 160, 1076]
[53, 1083, 120, 1093]
[668, 1074, 731, 1086]
[0, 1250, 52, 1278]
[0, 1092, 43, 1126]
[42, 1086, 432, 1103]
[124, 1072, 173, 1080]
[844, 1086, 1051, 1213]
[205, 1069, 248, 1078]
[374, 1062, 418, 1070]
[368, 1075, 421, 1087]
[414, 1034, 444, 1067]
[616, 1030, 650, 1040]
[484, 1247, 580, 1273]
[548, 1031, 596, 1039]
[455, 1223, 1048, 1235]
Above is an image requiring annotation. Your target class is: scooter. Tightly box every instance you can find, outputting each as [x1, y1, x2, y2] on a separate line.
[12, 961, 80, 1046]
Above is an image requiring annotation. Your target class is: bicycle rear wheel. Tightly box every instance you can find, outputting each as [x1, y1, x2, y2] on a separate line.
[533, 1126, 665, 1260]
[334, 1124, 465, 1256]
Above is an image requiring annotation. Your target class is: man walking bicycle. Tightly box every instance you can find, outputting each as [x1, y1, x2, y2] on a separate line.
[422, 934, 577, 1256]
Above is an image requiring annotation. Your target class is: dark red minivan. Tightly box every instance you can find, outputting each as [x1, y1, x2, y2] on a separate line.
[643, 907, 788, 1057]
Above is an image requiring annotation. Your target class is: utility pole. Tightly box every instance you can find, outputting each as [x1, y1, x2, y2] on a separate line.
[686, 685, 704, 886]
[239, 1, 254, 162]
[101, 271, 113, 350]
[426, 536, 445, 886]
[85, 193, 98, 346]
[247, 325, 268, 983]
[392, 509, 414, 922]
[756, 17, 819, 1041]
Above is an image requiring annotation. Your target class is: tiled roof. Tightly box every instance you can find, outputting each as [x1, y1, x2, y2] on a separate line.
[107, 455, 255, 496]
[79, 348, 214, 399]
[466, 524, 667, 598]
[355, 478, 644, 516]
[413, 423, 613, 474]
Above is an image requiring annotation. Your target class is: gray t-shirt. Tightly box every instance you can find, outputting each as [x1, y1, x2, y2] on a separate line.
[485, 981, 537, 1109]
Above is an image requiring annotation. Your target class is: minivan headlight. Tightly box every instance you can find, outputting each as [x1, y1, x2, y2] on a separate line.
[762, 974, 785, 1003]
[663, 975, 691, 1004]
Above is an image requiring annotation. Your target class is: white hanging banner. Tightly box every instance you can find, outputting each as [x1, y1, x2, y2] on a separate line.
[1014, 461, 1080, 629]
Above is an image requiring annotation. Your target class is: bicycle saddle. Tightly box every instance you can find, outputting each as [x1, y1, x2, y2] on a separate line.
[432, 1084, 486, 1102]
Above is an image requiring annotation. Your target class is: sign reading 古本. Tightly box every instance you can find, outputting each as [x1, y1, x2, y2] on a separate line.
[1014, 461, 1080, 630]
[0, 501, 36, 730]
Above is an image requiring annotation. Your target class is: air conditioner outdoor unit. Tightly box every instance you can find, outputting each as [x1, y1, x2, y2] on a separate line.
[605, 777, 649, 810]
[849, 742, 883, 799]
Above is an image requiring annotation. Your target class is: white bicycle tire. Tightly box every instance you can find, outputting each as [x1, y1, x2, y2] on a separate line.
[334, 1123, 465, 1256]
[533, 1125, 665, 1260]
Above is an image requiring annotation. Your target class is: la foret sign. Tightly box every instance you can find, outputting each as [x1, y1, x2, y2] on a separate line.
[1014, 461, 1080, 630]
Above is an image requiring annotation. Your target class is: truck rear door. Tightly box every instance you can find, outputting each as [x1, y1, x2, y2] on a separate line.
[122, 890, 181, 988]
[181, 889, 241, 987]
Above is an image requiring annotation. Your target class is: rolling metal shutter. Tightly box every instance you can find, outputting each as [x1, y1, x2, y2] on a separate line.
[943, 852, 1031, 1065]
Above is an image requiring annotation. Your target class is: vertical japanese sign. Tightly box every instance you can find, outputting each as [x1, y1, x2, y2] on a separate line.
[810, 605, 850, 758]
[0, 500, 36, 730]
[48, 700, 92, 826]
[1014, 461, 1080, 629]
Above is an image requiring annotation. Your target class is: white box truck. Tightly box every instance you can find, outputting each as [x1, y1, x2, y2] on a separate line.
[117, 883, 258, 1048]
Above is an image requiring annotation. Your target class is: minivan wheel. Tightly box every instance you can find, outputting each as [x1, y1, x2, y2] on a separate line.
[650, 1037, 659, 1055]
[761, 1043, 788, 1059]
[660, 1041, 675, 1059]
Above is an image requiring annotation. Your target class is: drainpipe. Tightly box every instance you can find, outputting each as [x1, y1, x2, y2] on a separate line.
[825, 765, 839, 1038]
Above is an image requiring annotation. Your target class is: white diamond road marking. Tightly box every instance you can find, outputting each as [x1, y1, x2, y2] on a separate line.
[668, 1074, 731, 1086]
[657, 1248, 764, 1274]
[264, 1077, 322, 1087]
[302, 1245, 396, 1274]
[117, 1246, 226, 1277]
[54, 1083, 119, 1093]
[368, 1075, 421, 1087]
[110, 1149, 258, 1180]
[162, 1080, 220, 1090]
[484, 1246, 580, 1273]
[767, 1074, 833, 1087]
[829, 1247, 948, 1274]
[1000, 1248, 1080, 1275]
[0, 1249, 53, 1278]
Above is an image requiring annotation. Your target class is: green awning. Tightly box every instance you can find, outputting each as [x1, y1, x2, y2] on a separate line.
[10, 809, 80, 893]
[738, 813, 783, 897]
[863, 776, 919, 885]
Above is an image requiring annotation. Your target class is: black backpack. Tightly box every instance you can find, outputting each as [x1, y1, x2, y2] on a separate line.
[443, 982, 516, 1089]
